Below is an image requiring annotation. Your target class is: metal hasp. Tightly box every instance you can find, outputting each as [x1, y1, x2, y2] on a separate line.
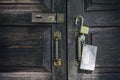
[54, 31, 62, 67]
[32, 13, 64, 23]
[74, 16, 84, 63]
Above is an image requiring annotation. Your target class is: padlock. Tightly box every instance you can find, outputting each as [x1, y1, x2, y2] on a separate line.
[80, 26, 89, 34]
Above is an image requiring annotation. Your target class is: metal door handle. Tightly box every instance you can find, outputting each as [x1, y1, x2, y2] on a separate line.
[55, 38, 59, 60]
[54, 31, 62, 67]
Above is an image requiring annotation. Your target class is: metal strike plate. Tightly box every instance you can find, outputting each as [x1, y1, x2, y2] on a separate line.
[32, 13, 64, 23]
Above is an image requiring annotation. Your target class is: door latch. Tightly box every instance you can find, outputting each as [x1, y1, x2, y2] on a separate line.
[54, 31, 62, 67]
[32, 13, 64, 23]
[74, 15, 98, 71]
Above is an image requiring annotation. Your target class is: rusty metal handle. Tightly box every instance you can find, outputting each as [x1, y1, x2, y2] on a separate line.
[55, 38, 59, 60]
[54, 31, 62, 67]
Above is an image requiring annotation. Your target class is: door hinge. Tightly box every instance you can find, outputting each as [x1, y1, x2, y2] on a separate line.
[32, 13, 64, 23]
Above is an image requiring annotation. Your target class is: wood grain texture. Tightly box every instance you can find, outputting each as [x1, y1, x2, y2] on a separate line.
[79, 74, 120, 80]
[92, 0, 120, 4]
[0, 72, 52, 80]
[0, 0, 67, 80]
[0, 26, 52, 72]
[85, 0, 120, 11]
[0, 5, 49, 11]
[91, 28, 120, 67]
[89, 28, 120, 75]
[68, 0, 120, 80]
[0, 0, 42, 3]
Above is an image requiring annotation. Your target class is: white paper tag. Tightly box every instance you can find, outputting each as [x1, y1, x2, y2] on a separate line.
[80, 44, 97, 71]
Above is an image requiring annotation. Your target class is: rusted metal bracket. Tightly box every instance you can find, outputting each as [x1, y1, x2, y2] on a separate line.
[32, 13, 64, 23]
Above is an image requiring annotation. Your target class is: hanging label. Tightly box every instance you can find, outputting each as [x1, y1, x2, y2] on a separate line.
[80, 44, 97, 71]
[80, 26, 89, 34]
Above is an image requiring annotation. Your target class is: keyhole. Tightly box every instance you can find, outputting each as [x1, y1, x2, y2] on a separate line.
[35, 15, 42, 20]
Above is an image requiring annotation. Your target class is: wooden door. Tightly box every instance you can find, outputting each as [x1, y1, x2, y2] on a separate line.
[68, 0, 120, 80]
[0, 0, 66, 80]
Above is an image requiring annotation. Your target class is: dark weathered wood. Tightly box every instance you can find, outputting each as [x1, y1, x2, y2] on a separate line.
[91, 28, 120, 67]
[51, 0, 67, 80]
[0, 0, 49, 12]
[68, 0, 120, 80]
[92, 0, 120, 4]
[0, 5, 49, 11]
[0, 0, 66, 80]
[0, 27, 52, 72]
[0, 72, 52, 80]
[0, 67, 49, 72]
[85, 0, 120, 11]
[79, 74, 120, 80]
[0, 0, 43, 3]
[94, 67, 120, 74]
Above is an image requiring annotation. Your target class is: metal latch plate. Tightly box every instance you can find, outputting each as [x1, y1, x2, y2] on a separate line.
[32, 13, 64, 23]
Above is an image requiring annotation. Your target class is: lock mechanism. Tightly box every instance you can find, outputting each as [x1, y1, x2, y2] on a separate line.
[54, 31, 62, 67]
[32, 13, 64, 23]
[74, 15, 89, 64]
[74, 16, 98, 71]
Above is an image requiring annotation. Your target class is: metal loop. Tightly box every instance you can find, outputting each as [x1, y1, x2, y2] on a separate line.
[75, 15, 84, 26]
